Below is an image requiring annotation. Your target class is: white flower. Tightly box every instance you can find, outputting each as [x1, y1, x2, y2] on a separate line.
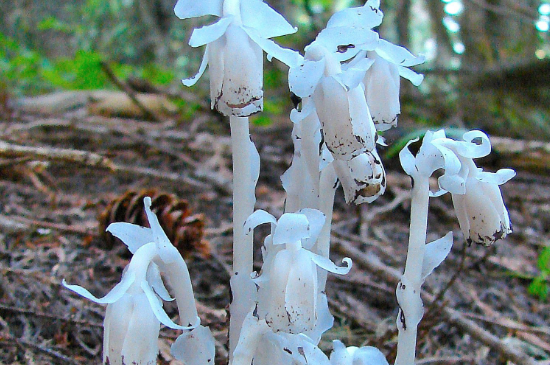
[289, 43, 377, 161]
[400, 130, 515, 246]
[175, 0, 301, 116]
[330, 340, 389, 365]
[244, 209, 351, 334]
[332, 149, 386, 204]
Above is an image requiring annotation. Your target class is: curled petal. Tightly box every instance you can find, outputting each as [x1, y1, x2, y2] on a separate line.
[476, 168, 516, 185]
[289, 97, 315, 124]
[244, 210, 277, 236]
[399, 138, 419, 177]
[376, 39, 426, 67]
[147, 264, 174, 302]
[309, 252, 352, 275]
[397, 65, 424, 86]
[106, 222, 153, 254]
[451, 130, 491, 158]
[297, 208, 326, 249]
[315, 27, 379, 60]
[244, 26, 303, 67]
[141, 281, 199, 330]
[63, 271, 135, 304]
[241, 0, 297, 39]
[174, 0, 223, 19]
[189, 16, 233, 47]
[421, 232, 453, 281]
[182, 46, 209, 86]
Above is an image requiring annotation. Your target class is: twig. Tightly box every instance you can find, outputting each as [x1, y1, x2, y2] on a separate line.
[6, 215, 95, 235]
[333, 239, 538, 365]
[0, 303, 102, 328]
[100, 61, 161, 122]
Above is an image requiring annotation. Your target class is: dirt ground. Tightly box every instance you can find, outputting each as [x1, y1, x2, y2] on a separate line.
[0, 102, 549, 365]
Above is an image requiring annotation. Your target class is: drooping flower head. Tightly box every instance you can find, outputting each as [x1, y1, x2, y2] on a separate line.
[175, 0, 302, 116]
[330, 340, 389, 365]
[244, 209, 351, 337]
[400, 130, 515, 246]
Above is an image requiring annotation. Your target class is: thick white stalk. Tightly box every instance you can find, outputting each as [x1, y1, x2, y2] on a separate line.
[229, 115, 258, 360]
[395, 175, 430, 365]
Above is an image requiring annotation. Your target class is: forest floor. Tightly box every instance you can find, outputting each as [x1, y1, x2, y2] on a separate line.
[0, 94, 549, 365]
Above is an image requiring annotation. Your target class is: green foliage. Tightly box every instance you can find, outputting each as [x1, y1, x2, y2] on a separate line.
[528, 246, 550, 301]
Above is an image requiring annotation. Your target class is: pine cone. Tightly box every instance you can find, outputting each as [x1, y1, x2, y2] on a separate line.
[98, 189, 210, 259]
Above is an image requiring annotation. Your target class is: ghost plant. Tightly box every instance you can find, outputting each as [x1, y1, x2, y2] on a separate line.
[64, 198, 214, 365]
[395, 130, 515, 365]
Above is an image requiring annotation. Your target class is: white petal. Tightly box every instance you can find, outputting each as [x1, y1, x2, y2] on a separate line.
[327, 3, 383, 30]
[62, 271, 135, 304]
[421, 232, 453, 281]
[121, 293, 160, 365]
[309, 252, 352, 275]
[315, 27, 379, 59]
[353, 346, 389, 365]
[289, 59, 326, 98]
[189, 16, 233, 47]
[397, 65, 424, 86]
[106, 222, 153, 254]
[290, 97, 315, 124]
[141, 281, 198, 330]
[297, 208, 326, 249]
[174, 0, 223, 19]
[476, 168, 515, 185]
[273, 213, 310, 245]
[304, 292, 333, 344]
[399, 139, 418, 177]
[241, 0, 297, 39]
[376, 39, 426, 67]
[330, 340, 353, 365]
[453, 130, 491, 158]
[103, 295, 133, 364]
[147, 264, 174, 302]
[143, 197, 179, 263]
[285, 250, 318, 332]
[171, 326, 215, 365]
[182, 46, 209, 87]
[335, 58, 374, 90]
[244, 210, 276, 236]
[244, 26, 303, 67]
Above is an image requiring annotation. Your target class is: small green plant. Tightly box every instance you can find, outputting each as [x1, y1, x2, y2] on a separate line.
[528, 246, 550, 301]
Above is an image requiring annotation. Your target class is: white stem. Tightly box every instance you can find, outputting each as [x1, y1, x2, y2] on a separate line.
[316, 163, 337, 292]
[229, 115, 258, 360]
[395, 175, 430, 365]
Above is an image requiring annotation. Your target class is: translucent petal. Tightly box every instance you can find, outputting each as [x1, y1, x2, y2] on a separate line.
[330, 340, 353, 365]
[232, 311, 270, 365]
[244, 26, 304, 67]
[304, 293, 333, 344]
[141, 281, 198, 330]
[174, 0, 223, 19]
[376, 39, 426, 67]
[476, 168, 515, 185]
[244, 210, 276, 236]
[121, 293, 160, 365]
[147, 264, 174, 302]
[106, 222, 153, 254]
[284, 250, 317, 332]
[143, 197, 176, 263]
[315, 27, 379, 59]
[62, 271, 135, 304]
[272, 213, 310, 245]
[335, 58, 374, 90]
[327, 3, 383, 30]
[421, 232, 453, 281]
[289, 59, 326, 98]
[399, 138, 418, 176]
[353, 346, 390, 365]
[182, 46, 209, 87]
[451, 130, 491, 158]
[189, 16, 233, 47]
[438, 173, 466, 195]
[241, 0, 297, 39]
[171, 326, 215, 365]
[298, 208, 326, 249]
[103, 295, 133, 364]
[309, 252, 352, 275]
[397, 65, 424, 86]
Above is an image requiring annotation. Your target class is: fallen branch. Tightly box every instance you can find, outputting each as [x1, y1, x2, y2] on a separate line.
[333, 239, 538, 365]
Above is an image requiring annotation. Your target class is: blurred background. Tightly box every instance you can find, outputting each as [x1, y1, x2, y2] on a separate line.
[1, 0, 549, 140]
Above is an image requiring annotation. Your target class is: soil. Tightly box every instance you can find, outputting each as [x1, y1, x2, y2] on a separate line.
[0, 102, 548, 365]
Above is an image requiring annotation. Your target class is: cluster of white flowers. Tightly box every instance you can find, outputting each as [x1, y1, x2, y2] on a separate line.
[63, 1, 517, 364]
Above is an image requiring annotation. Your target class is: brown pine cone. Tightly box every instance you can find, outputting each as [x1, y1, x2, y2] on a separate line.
[98, 189, 210, 259]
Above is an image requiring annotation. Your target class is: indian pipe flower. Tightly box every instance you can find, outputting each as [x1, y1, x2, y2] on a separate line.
[175, 0, 302, 116]
[244, 209, 351, 334]
[330, 340, 389, 365]
[400, 130, 515, 246]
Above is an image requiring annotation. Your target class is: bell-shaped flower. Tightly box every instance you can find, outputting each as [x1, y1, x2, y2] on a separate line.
[231, 310, 332, 365]
[400, 130, 515, 246]
[244, 209, 351, 334]
[63, 242, 198, 365]
[289, 43, 377, 161]
[330, 340, 389, 365]
[332, 148, 386, 204]
[175, 0, 302, 116]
